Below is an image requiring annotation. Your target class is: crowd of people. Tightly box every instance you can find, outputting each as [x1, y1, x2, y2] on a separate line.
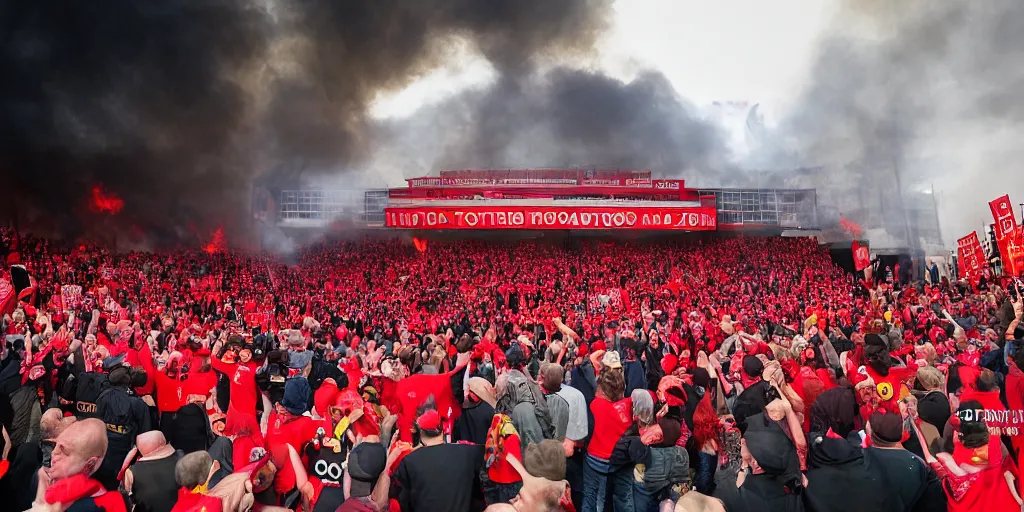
[1, 227, 1023, 512]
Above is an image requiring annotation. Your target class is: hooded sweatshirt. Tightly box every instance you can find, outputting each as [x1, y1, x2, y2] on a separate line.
[803, 433, 888, 512]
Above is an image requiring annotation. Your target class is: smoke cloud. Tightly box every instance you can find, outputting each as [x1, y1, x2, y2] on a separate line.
[0, 0, 613, 242]
[9, 0, 1020, 254]
[365, 69, 733, 184]
[747, 0, 1024, 249]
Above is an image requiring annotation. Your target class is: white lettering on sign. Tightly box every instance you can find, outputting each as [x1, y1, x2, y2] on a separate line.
[385, 207, 717, 230]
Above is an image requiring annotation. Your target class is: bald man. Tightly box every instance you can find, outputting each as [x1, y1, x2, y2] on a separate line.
[31, 418, 127, 512]
[10, 410, 76, 510]
[123, 431, 180, 512]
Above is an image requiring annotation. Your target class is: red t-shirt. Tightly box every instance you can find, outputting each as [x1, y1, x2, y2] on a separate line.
[588, 396, 633, 459]
[210, 358, 261, 415]
[266, 412, 332, 494]
[1006, 367, 1024, 477]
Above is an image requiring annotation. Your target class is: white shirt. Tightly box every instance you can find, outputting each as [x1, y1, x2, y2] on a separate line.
[555, 384, 589, 442]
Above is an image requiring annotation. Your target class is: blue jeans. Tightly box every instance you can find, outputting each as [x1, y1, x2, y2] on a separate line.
[632, 481, 659, 512]
[694, 451, 718, 495]
[583, 454, 635, 512]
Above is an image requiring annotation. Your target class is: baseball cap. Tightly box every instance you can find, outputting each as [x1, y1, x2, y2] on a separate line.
[601, 351, 622, 369]
[347, 442, 387, 497]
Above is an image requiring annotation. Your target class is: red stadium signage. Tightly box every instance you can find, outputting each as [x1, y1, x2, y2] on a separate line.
[385, 206, 717, 230]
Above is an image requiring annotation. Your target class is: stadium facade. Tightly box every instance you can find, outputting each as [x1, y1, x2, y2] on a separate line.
[273, 169, 821, 235]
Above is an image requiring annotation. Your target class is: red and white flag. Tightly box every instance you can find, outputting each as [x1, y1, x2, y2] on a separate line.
[957, 232, 985, 281]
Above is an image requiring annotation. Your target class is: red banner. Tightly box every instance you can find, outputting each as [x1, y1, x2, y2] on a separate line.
[989, 195, 1023, 276]
[957, 232, 985, 281]
[385, 206, 717, 230]
[990, 195, 1018, 239]
[852, 241, 871, 271]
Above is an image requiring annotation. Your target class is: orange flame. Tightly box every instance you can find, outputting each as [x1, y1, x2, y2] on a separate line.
[840, 216, 863, 238]
[90, 186, 124, 215]
[203, 227, 226, 254]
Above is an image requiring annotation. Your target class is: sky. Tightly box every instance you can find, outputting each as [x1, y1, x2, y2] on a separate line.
[369, 0, 837, 127]
[356, 0, 1023, 248]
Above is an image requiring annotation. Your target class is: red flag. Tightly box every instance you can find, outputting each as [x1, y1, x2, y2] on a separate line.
[990, 195, 1021, 276]
[852, 241, 871, 271]
[990, 195, 1018, 239]
[957, 232, 985, 282]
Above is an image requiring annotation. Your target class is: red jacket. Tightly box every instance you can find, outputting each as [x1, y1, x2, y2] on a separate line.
[211, 357, 261, 416]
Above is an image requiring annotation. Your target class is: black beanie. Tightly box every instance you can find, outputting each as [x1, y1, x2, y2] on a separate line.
[742, 355, 764, 378]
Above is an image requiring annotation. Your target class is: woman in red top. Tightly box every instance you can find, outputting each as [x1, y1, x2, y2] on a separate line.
[583, 366, 634, 512]
[265, 377, 333, 498]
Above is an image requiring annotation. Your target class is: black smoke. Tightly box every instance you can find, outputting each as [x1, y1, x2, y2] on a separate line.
[0, 0, 613, 242]
[366, 69, 733, 186]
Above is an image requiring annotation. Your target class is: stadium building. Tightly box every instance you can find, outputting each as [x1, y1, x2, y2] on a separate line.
[273, 169, 821, 235]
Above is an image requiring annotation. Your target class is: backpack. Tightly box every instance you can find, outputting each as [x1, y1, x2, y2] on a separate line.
[643, 445, 690, 491]
[498, 370, 555, 440]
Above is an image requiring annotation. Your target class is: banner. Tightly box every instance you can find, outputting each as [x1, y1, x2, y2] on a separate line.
[852, 241, 871, 271]
[989, 195, 1023, 276]
[990, 195, 1018, 239]
[385, 205, 718, 231]
[957, 232, 985, 281]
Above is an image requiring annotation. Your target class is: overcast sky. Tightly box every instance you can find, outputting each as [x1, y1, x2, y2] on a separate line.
[370, 0, 837, 123]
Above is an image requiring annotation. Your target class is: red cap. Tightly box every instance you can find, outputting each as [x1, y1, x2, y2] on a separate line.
[592, 341, 606, 353]
[661, 354, 678, 375]
[417, 410, 441, 431]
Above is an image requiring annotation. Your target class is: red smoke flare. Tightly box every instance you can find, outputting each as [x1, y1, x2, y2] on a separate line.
[840, 216, 863, 238]
[204, 227, 226, 254]
[90, 186, 124, 215]
[412, 237, 428, 253]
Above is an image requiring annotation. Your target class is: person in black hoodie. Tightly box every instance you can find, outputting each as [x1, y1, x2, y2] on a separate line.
[94, 360, 152, 490]
[803, 431, 888, 512]
[861, 412, 946, 512]
[453, 377, 496, 445]
[714, 412, 803, 512]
